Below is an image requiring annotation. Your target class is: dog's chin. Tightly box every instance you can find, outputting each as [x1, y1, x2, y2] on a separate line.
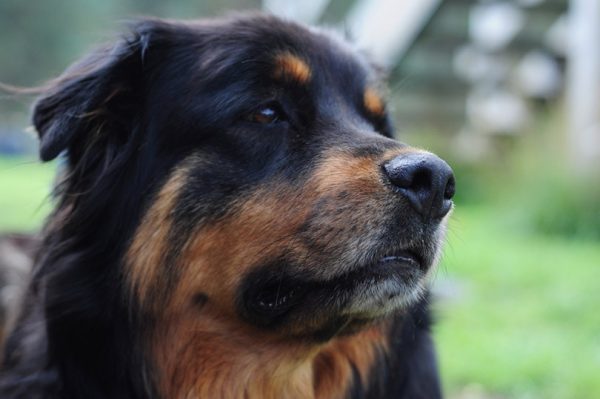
[239, 250, 431, 340]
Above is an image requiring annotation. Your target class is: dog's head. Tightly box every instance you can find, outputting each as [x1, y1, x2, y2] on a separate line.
[31, 13, 453, 396]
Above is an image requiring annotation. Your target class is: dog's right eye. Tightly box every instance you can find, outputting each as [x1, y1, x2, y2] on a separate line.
[245, 103, 287, 125]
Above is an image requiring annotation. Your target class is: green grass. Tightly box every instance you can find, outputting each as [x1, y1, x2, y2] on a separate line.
[432, 110, 600, 398]
[0, 156, 56, 231]
[1, 155, 599, 398]
[437, 206, 600, 399]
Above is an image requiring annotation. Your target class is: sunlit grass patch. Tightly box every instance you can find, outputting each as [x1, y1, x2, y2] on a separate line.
[437, 206, 600, 399]
[0, 156, 56, 231]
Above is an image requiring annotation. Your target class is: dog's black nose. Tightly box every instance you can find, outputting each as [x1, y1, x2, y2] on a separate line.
[383, 152, 455, 218]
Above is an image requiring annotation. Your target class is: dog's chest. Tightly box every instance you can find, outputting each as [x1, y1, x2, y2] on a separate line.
[156, 321, 387, 399]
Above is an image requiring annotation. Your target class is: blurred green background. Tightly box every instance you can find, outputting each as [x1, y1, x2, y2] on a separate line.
[1, 1, 599, 398]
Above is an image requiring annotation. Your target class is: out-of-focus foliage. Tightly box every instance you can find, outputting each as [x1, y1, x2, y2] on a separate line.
[438, 205, 600, 399]
[0, 0, 261, 150]
[0, 157, 55, 231]
[0, 0, 260, 87]
[528, 177, 600, 240]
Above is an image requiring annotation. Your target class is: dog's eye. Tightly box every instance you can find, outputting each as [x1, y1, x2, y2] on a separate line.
[246, 104, 286, 125]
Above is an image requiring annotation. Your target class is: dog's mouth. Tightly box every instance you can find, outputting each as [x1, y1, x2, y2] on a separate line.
[241, 248, 428, 332]
[377, 250, 423, 271]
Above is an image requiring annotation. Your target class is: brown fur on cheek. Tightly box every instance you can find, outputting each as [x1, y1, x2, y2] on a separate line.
[125, 155, 201, 310]
[169, 181, 313, 312]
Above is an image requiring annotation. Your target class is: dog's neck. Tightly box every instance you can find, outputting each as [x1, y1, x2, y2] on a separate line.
[152, 308, 388, 399]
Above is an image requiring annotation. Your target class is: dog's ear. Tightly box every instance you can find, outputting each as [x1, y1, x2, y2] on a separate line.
[32, 22, 162, 162]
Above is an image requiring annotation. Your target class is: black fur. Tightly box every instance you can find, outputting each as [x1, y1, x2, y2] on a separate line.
[1, 14, 444, 398]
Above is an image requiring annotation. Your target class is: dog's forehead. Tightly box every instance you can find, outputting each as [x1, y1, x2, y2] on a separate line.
[148, 16, 389, 132]
[187, 15, 378, 88]
[272, 27, 375, 86]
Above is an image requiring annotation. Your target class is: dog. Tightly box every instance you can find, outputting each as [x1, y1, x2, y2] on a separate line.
[0, 13, 455, 399]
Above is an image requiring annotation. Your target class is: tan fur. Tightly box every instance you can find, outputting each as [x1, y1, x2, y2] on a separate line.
[311, 151, 381, 196]
[153, 305, 314, 399]
[164, 180, 312, 314]
[126, 156, 199, 309]
[273, 52, 312, 83]
[154, 302, 389, 399]
[363, 88, 385, 116]
[313, 324, 389, 398]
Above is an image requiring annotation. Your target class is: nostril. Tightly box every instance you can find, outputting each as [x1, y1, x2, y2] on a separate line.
[383, 158, 432, 192]
[410, 168, 433, 193]
[444, 175, 456, 200]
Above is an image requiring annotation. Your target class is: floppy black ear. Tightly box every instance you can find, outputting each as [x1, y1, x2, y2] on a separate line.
[32, 24, 156, 162]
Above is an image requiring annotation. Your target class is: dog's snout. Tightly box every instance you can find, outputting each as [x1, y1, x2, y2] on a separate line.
[383, 152, 455, 218]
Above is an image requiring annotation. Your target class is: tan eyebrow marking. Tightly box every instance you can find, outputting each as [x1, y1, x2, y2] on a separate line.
[363, 88, 385, 116]
[273, 52, 312, 83]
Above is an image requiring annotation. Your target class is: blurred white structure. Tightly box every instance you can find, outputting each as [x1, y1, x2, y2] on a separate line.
[567, 0, 600, 173]
[345, 0, 441, 66]
[467, 89, 529, 135]
[515, 51, 562, 98]
[263, 0, 440, 67]
[262, 0, 331, 24]
[469, 2, 524, 51]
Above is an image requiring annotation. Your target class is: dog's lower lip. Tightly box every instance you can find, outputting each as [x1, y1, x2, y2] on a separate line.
[379, 251, 421, 268]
